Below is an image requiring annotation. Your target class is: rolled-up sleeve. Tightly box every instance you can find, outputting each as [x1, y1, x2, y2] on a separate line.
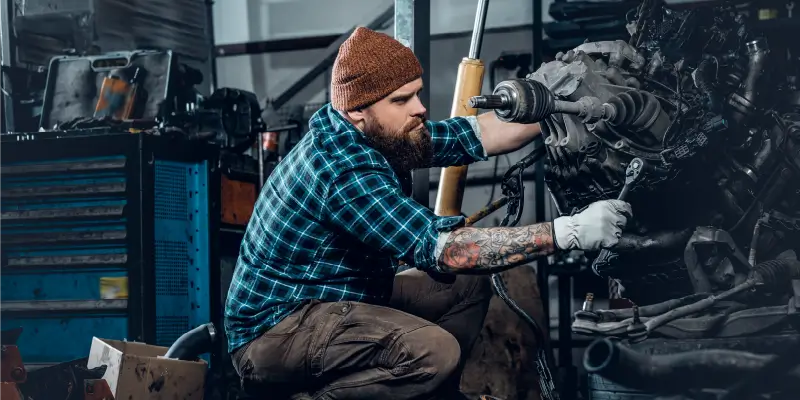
[428, 115, 489, 167]
[325, 168, 464, 271]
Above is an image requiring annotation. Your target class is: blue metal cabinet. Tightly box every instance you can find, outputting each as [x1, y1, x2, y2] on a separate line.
[0, 132, 220, 366]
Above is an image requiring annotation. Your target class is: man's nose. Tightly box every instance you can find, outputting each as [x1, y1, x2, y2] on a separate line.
[410, 97, 427, 118]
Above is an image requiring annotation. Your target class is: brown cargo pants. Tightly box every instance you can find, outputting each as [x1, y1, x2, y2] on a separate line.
[232, 269, 493, 400]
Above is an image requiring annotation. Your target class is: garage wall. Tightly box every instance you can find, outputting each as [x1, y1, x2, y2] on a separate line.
[212, 0, 556, 114]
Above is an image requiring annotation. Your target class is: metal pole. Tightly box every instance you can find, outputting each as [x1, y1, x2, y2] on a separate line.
[557, 273, 574, 399]
[205, 0, 219, 92]
[257, 133, 265, 191]
[468, 0, 490, 60]
[0, 0, 16, 133]
[433, 0, 489, 216]
[531, 0, 557, 392]
[395, 0, 431, 208]
[532, 0, 548, 328]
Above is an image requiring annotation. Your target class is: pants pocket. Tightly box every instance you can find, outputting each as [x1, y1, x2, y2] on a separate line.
[243, 327, 314, 386]
[308, 302, 353, 377]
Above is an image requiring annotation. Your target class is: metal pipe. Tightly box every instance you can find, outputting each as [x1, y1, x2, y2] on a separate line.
[468, 0, 490, 60]
[395, 0, 431, 208]
[164, 323, 217, 360]
[1, 0, 15, 133]
[465, 197, 509, 226]
[257, 132, 265, 191]
[434, 0, 488, 216]
[205, 0, 218, 92]
[558, 273, 575, 399]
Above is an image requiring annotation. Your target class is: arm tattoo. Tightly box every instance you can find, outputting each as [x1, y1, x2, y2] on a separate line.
[437, 222, 555, 274]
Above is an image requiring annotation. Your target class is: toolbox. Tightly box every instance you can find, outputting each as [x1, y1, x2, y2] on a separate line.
[38, 50, 196, 130]
[0, 132, 221, 367]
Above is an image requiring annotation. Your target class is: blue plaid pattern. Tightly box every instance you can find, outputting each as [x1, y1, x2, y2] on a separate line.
[224, 104, 487, 353]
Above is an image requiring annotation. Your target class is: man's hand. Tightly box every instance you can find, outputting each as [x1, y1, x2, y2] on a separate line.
[553, 200, 632, 251]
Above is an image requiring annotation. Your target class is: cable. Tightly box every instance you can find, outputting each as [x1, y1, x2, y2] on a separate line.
[489, 142, 558, 399]
[485, 154, 511, 207]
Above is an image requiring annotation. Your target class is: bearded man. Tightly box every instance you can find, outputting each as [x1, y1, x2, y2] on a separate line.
[225, 27, 632, 400]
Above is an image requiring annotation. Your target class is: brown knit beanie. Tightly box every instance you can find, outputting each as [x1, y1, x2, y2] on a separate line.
[331, 27, 423, 111]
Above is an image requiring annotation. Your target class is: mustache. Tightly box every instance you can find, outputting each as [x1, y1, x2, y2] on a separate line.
[401, 117, 426, 133]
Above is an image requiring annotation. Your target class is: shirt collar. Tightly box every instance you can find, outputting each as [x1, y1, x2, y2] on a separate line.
[310, 103, 364, 140]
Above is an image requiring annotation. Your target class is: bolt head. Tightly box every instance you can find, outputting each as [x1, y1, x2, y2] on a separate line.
[10, 367, 25, 381]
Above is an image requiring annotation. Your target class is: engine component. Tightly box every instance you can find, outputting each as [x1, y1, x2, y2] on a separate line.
[475, 1, 800, 306]
[573, 258, 800, 341]
[469, 79, 613, 124]
[583, 338, 800, 394]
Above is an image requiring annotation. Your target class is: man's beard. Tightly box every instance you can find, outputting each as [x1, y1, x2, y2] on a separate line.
[362, 116, 433, 173]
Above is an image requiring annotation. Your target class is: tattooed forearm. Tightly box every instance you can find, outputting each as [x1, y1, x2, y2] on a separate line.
[437, 222, 555, 274]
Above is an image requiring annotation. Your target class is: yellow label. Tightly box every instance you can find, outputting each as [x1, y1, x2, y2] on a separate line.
[758, 9, 779, 20]
[100, 277, 129, 299]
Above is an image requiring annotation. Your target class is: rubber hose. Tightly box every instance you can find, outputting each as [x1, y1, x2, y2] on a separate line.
[491, 273, 547, 346]
[584, 338, 780, 393]
[164, 323, 217, 360]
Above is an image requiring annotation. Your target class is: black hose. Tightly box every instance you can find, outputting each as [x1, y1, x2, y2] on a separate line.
[584, 338, 784, 393]
[164, 323, 217, 360]
[491, 274, 546, 347]
[612, 229, 693, 253]
[719, 339, 800, 400]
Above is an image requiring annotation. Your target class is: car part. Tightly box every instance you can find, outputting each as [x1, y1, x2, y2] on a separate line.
[472, 1, 800, 308]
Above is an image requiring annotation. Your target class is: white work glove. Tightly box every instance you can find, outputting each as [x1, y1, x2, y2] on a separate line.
[553, 199, 632, 251]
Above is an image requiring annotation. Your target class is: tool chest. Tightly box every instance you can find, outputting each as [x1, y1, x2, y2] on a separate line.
[0, 132, 221, 366]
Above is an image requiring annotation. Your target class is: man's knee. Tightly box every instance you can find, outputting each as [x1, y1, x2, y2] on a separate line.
[390, 325, 461, 384]
[460, 274, 493, 303]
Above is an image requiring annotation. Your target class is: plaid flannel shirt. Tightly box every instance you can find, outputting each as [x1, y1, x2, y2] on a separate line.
[224, 104, 487, 353]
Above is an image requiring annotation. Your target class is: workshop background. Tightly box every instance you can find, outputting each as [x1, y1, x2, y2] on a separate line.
[0, 0, 601, 397]
[3, 0, 798, 399]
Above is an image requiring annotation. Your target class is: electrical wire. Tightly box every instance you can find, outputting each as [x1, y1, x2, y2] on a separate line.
[488, 142, 557, 399]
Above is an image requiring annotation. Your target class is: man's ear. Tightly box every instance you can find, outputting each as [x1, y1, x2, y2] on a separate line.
[346, 109, 367, 131]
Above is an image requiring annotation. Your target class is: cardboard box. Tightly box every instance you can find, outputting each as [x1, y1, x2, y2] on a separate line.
[87, 337, 207, 399]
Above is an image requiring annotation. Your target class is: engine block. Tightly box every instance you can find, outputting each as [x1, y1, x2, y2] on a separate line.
[527, 5, 800, 303]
